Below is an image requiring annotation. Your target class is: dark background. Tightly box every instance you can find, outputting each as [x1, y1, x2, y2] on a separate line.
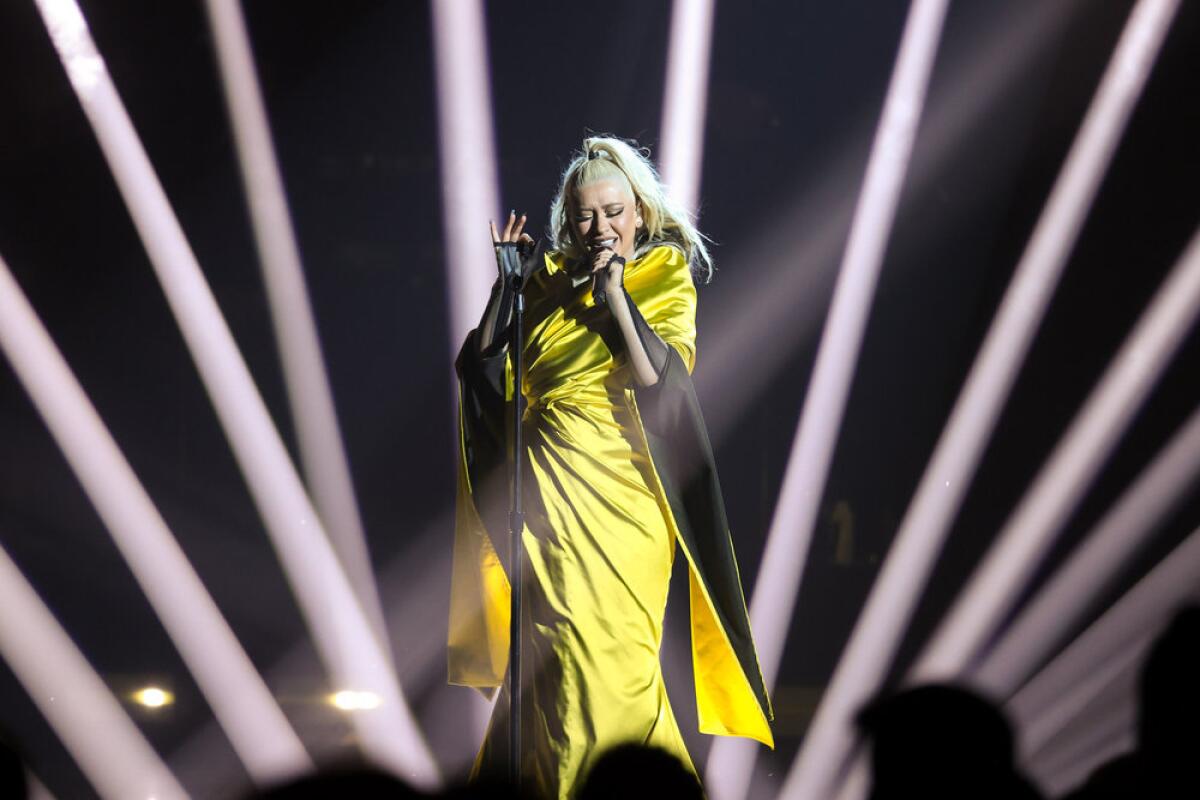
[0, 1, 1196, 798]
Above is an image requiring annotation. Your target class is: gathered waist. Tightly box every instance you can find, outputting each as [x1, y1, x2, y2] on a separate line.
[522, 383, 628, 419]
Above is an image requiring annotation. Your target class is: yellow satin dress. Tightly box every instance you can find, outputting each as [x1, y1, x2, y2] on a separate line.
[480, 245, 698, 798]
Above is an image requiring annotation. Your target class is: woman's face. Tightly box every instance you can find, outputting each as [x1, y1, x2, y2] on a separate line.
[571, 178, 641, 261]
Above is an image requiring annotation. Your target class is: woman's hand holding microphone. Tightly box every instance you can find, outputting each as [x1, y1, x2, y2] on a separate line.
[588, 242, 625, 308]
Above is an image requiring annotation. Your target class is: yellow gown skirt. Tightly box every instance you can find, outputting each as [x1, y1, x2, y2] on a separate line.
[471, 384, 695, 798]
[467, 248, 702, 798]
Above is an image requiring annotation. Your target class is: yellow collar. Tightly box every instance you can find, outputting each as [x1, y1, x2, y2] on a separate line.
[544, 249, 645, 278]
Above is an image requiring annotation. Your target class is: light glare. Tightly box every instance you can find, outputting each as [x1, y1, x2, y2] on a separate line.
[133, 687, 173, 708]
[331, 690, 383, 711]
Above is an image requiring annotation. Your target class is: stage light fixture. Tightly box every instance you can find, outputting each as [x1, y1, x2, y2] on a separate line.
[330, 690, 383, 712]
[132, 687, 174, 709]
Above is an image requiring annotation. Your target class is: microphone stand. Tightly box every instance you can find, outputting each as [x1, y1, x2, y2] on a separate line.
[505, 265, 526, 791]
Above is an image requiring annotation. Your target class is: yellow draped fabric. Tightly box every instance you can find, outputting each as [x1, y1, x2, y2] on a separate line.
[449, 245, 772, 799]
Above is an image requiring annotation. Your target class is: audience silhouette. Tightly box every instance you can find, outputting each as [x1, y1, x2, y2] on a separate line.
[9, 609, 1196, 799]
[576, 743, 703, 800]
[244, 763, 425, 799]
[0, 732, 28, 800]
[856, 683, 1044, 800]
[1060, 605, 1200, 799]
[241, 760, 532, 799]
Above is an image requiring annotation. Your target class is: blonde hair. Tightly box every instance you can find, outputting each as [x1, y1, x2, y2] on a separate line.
[548, 135, 713, 283]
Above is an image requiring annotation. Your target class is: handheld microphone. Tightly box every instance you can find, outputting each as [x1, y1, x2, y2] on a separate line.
[591, 253, 624, 307]
[592, 273, 607, 307]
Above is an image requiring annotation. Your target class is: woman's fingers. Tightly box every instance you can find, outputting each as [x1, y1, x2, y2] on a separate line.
[493, 210, 529, 243]
[518, 233, 534, 245]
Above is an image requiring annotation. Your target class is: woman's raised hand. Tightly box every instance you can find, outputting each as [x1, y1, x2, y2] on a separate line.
[490, 211, 534, 248]
[490, 211, 538, 286]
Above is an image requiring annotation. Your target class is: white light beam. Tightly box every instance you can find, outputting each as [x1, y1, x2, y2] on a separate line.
[1017, 629, 1149, 760]
[201, 0, 392, 658]
[659, 0, 715, 214]
[974, 402, 1200, 695]
[0, 254, 309, 783]
[1007, 525, 1200, 741]
[430, 0, 501, 348]
[772, 2, 1181, 797]
[32, 0, 438, 785]
[912, 221, 1200, 683]
[707, 2, 951, 798]
[1029, 696, 1136, 797]
[0, 540, 188, 800]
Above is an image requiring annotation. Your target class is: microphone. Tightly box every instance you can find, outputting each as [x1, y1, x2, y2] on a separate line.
[591, 252, 624, 307]
[592, 272, 607, 307]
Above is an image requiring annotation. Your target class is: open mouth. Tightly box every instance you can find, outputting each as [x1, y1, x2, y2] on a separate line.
[591, 238, 617, 249]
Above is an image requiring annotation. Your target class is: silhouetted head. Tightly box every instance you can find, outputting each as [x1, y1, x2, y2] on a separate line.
[440, 776, 530, 800]
[576, 743, 702, 800]
[244, 762, 424, 799]
[1139, 605, 1200, 759]
[857, 683, 1041, 800]
[0, 733, 28, 800]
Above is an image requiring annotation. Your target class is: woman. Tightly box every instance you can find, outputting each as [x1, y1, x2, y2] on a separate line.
[448, 136, 772, 799]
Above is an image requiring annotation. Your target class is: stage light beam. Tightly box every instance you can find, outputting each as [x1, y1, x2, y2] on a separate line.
[706, 3, 951, 799]
[772, 3, 1181, 797]
[911, 221, 1200, 683]
[0, 252, 308, 783]
[660, 0, 715, 214]
[1027, 693, 1136, 796]
[202, 0, 393, 661]
[1017, 631, 1149, 760]
[430, 0, 502, 348]
[974, 402, 1200, 696]
[1007, 525, 1200, 743]
[0, 540, 187, 800]
[31, 0, 439, 785]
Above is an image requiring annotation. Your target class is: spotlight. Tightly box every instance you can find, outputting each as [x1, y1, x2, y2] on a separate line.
[132, 687, 174, 709]
[329, 690, 382, 711]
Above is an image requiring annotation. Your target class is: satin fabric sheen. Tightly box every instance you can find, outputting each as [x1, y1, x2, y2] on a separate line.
[450, 246, 769, 799]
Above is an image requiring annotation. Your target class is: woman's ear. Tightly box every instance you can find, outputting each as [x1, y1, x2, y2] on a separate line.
[635, 202, 644, 228]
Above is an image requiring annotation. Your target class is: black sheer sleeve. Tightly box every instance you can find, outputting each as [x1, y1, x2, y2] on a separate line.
[594, 254, 673, 385]
[615, 286, 672, 383]
[478, 240, 543, 355]
[478, 278, 514, 357]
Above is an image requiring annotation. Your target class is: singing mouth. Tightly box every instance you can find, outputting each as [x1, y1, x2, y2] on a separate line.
[591, 238, 617, 249]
